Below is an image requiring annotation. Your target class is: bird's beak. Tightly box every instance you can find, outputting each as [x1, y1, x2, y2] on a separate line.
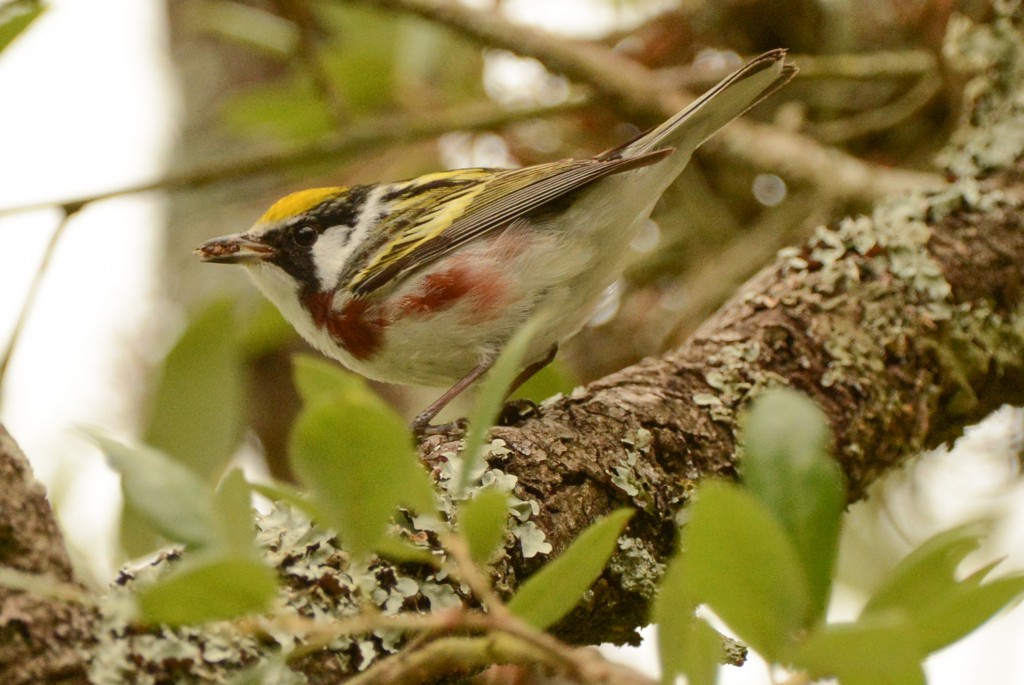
[195, 234, 275, 264]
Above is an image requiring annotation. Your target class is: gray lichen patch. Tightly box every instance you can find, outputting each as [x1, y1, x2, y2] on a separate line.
[608, 536, 665, 602]
[88, 504, 461, 684]
[941, 5, 1024, 177]
[691, 158, 1020, 492]
[609, 429, 657, 514]
[431, 439, 552, 560]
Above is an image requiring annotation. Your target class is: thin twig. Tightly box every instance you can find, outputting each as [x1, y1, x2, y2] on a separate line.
[0, 98, 586, 217]
[347, 0, 943, 201]
[0, 204, 82, 396]
[657, 49, 939, 89]
[344, 634, 563, 685]
[440, 532, 508, 615]
[275, 0, 349, 123]
[807, 71, 943, 143]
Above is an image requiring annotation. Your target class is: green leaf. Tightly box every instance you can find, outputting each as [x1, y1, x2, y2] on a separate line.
[238, 300, 296, 357]
[677, 482, 811, 660]
[862, 522, 987, 619]
[293, 354, 367, 406]
[289, 388, 435, 557]
[373, 536, 438, 566]
[458, 487, 511, 564]
[249, 480, 322, 520]
[792, 617, 926, 685]
[509, 360, 576, 404]
[213, 469, 257, 555]
[144, 299, 245, 482]
[741, 388, 844, 621]
[137, 555, 277, 625]
[507, 509, 633, 629]
[196, 0, 296, 56]
[862, 522, 1024, 654]
[913, 574, 1024, 653]
[222, 5, 402, 141]
[458, 316, 542, 495]
[119, 507, 164, 560]
[84, 431, 220, 550]
[0, 0, 45, 54]
[654, 555, 720, 685]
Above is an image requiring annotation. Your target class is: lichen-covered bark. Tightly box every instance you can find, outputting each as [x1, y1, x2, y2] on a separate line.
[0, 426, 93, 684]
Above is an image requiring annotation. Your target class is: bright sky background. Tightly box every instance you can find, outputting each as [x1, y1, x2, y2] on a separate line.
[0, 0, 175, 577]
[1, 1, 1023, 682]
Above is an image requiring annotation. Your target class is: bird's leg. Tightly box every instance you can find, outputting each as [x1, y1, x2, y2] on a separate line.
[411, 359, 494, 437]
[411, 344, 559, 437]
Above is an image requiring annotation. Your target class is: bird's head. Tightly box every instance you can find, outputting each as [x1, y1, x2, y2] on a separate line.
[195, 186, 370, 296]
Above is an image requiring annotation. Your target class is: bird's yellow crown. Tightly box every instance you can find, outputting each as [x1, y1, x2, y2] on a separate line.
[258, 187, 346, 224]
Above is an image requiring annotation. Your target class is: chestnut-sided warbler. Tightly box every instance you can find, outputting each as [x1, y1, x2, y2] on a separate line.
[197, 50, 795, 434]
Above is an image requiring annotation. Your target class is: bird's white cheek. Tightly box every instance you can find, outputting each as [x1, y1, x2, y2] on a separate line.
[312, 226, 357, 289]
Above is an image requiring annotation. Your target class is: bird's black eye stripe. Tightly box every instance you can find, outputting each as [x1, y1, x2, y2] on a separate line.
[292, 225, 318, 247]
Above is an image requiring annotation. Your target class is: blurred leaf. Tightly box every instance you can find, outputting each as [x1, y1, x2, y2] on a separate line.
[214, 469, 257, 555]
[458, 316, 542, 495]
[119, 507, 164, 560]
[138, 554, 277, 625]
[912, 574, 1024, 653]
[741, 388, 844, 620]
[317, 6, 398, 114]
[391, 15, 486, 105]
[374, 536, 438, 566]
[655, 555, 720, 685]
[85, 431, 220, 551]
[222, 80, 334, 141]
[0, 0, 44, 54]
[289, 372, 436, 556]
[144, 299, 245, 482]
[292, 354, 366, 406]
[197, 0, 296, 57]
[792, 616, 925, 685]
[249, 479, 321, 520]
[509, 360, 576, 404]
[238, 299, 297, 358]
[862, 522, 987, 619]
[458, 487, 510, 564]
[678, 482, 811, 661]
[222, 4, 400, 141]
[507, 509, 632, 629]
[862, 522, 1024, 654]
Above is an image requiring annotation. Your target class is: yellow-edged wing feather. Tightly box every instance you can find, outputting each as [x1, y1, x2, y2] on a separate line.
[347, 149, 671, 296]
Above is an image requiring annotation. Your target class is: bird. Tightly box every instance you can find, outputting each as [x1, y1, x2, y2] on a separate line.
[196, 49, 796, 436]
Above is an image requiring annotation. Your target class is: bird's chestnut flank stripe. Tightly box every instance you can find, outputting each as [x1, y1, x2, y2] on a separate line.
[397, 261, 508, 321]
[305, 291, 386, 361]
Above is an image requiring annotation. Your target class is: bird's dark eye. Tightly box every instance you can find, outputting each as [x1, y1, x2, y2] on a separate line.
[292, 225, 318, 247]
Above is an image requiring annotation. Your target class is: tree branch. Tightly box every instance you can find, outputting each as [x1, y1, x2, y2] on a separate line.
[0, 99, 585, 217]
[0, 426, 93, 685]
[347, 0, 942, 202]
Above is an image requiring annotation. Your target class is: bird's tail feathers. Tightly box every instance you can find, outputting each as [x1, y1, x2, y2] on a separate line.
[604, 49, 796, 161]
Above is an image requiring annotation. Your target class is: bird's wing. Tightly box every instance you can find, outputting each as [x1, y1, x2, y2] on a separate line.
[345, 149, 671, 296]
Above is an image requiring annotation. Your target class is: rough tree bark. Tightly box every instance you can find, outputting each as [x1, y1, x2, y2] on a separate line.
[2, 5, 1024, 685]
[0, 427, 92, 684]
